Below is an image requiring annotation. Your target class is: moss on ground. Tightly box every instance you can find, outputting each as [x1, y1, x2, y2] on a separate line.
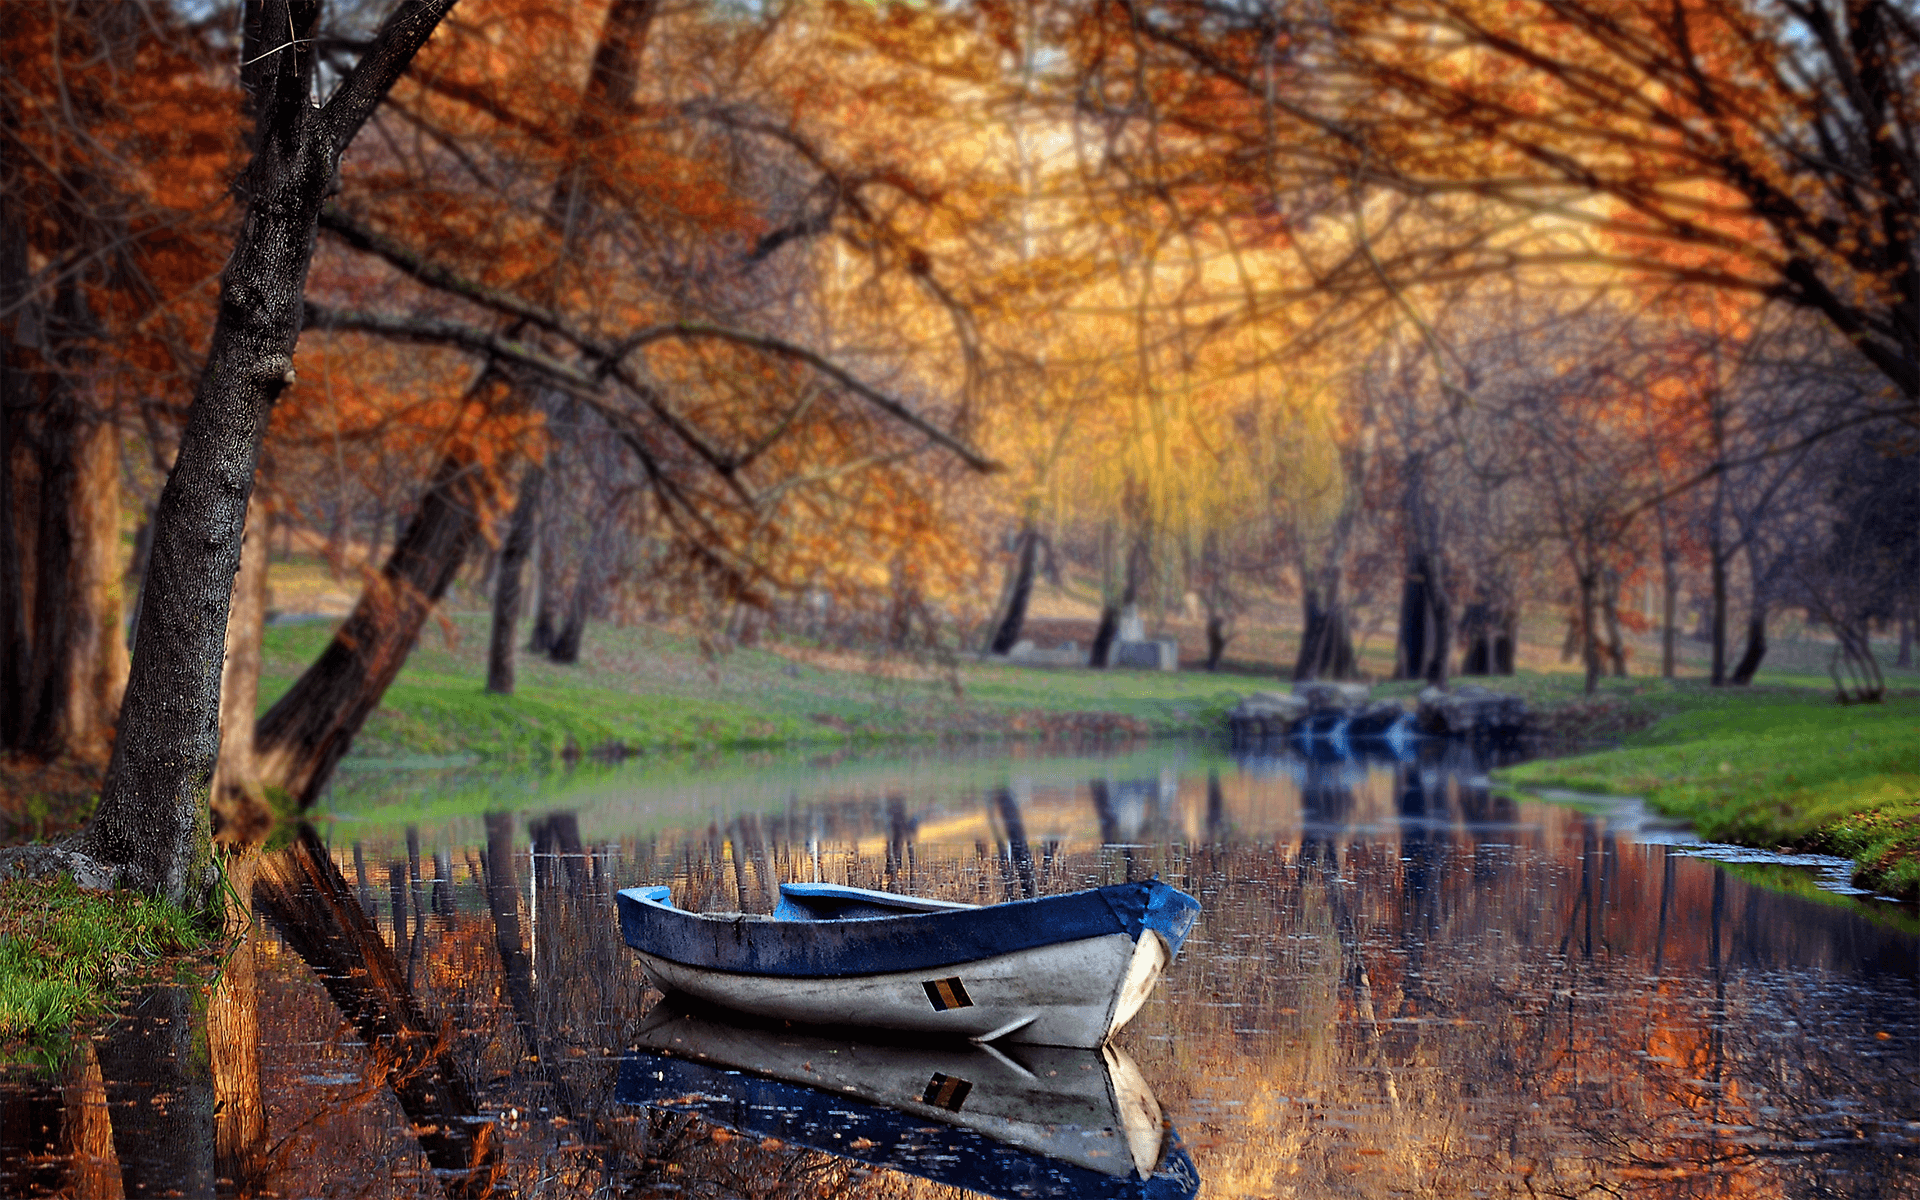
[1499, 690, 1920, 901]
[0, 875, 205, 1060]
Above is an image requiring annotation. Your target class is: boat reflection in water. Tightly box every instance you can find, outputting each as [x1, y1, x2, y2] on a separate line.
[617, 1004, 1202, 1200]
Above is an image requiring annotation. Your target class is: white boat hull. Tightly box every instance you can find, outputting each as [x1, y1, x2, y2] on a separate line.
[633, 929, 1169, 1048]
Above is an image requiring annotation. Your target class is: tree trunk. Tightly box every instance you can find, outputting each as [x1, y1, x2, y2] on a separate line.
[1205, 612, 1228, 671]
[1709, 542, 1729, 687]
[1393, 552, 1433, 681]
[1294, 582, 1357, 681]
[549, 575, 590, 663]
[987, 522, 1037, 655]
[83, 0, 457, 903]
[1578, 570, 1601, 695]
[0, 176, 30, 749]
[1088, 603, 1120, 668]
[1729, 605, 1767, 685]
[255, 449, 491, 809]
[1600, 581, 1628, 677]
[529, 517, 557, 654]
[212, 491, 272, 839]
[1898, 609, 1913, 668]
[487, 463, 543, 694]
[1661, 555, 1679, 679]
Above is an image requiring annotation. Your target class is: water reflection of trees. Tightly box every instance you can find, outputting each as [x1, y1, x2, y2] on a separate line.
[9, 751, 1914, 1199]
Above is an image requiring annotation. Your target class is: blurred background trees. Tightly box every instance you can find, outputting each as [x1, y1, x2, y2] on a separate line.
[4, 0, 1915, 829]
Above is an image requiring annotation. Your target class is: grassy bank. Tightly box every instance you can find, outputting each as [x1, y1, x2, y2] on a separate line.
[258, 617, 1249, 761]
[1498, 687, 1920, 901]
[0, 876, 205, 1060]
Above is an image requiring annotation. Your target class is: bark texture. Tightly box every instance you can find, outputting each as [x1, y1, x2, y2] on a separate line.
[82, 0, 460, 902]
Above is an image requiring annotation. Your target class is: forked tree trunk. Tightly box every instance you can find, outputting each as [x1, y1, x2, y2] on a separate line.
[987, 522, 1038, 655]
[255, 449, 491, 808]
[487, 463, 543, 694]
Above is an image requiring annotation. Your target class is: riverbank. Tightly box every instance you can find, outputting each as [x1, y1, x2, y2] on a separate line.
[0, 875, 206, 1062]
[256, 618, 1253, 760]
[1499, 688, 1920, 902]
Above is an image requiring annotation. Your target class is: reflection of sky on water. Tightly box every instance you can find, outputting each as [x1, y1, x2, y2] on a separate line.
[2, 740, 1916, 1198]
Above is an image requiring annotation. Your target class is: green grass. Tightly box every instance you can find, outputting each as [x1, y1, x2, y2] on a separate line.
[257, 617, 1251, 763]
[1498, 688, 1920, 901]
[0, 875, 205, 1060]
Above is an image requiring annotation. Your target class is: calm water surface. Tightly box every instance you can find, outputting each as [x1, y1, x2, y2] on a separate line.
[4, 740, 1916, 1199]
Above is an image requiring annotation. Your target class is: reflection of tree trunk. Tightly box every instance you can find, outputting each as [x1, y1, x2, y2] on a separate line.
[987, 523, 1037, 655]
[256, 447, 494, 808]
[254, 826, 499, 1196]
[484, 812, 535, 1035]
[486, 463, 543, 695]
[59, 1042, 124, 1200]
[95, 984, 216, 1199]
[484, 811, 583, 1118]
[213, 491, 272, 839]
[208, 919, 267, 1189]
[992, 787, 1035, 899]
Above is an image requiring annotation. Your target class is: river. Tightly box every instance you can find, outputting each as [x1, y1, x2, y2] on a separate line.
[3, 738, 1915, 1198]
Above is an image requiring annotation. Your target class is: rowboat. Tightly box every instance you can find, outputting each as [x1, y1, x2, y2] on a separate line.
[614, 878, 1200, 1048]
[618, 1005, 1202, 1199]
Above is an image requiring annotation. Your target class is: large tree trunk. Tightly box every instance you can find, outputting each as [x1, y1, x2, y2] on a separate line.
[986, 522, 1038, 655]
[212, 491, 272, 839]
[82, 0, 458, 903]
[255, 448, 492, 809]
[487, 462, 543, 694]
